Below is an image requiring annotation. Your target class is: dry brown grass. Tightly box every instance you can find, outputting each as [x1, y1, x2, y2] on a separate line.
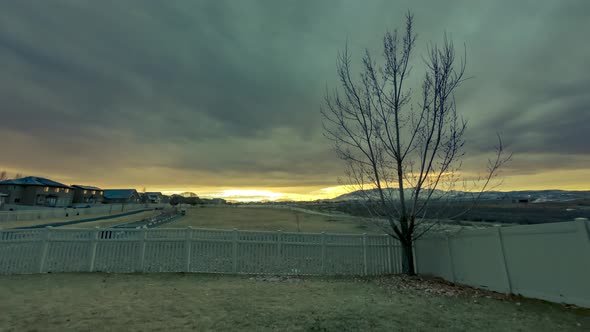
[0, 273, 586, 331]
[166, 206, 382, 234]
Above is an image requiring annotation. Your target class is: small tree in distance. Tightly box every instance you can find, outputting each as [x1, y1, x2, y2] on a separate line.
[0, 171, 24, 181]
[321, 12, 511, 275]
[170, 195, 182, 207]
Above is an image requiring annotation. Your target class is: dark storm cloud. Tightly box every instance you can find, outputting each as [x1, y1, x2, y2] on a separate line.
[1, 0, 589, 189]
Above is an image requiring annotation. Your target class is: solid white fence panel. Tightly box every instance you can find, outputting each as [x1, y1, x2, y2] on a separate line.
[415, 221, 590, 308]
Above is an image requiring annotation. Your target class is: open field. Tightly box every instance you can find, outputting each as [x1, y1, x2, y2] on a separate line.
[166, 206, 383, 233]
[58, 210, 159, 229]
[296, 199, 590, 225]
[0, 273, 587, 331]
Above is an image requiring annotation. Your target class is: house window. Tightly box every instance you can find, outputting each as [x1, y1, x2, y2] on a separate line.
[44, 187, 49, 192]
[84, 190, 88, 194]
[92, 190, 96, 195]
[100, 191, 103, 195]
[54, 188, 60, 193]
[65, 189, 70, 193]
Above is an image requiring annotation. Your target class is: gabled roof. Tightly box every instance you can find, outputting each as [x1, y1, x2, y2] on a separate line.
[145, 192, 163, 196]
[72, 185, 102, 191]
[0, 176, 71, 188]
[103, 189, 138, 199]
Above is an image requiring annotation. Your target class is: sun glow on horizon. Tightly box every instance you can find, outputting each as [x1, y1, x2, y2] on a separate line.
[140, 170, 590, 203]
[160, 186, 355, 202]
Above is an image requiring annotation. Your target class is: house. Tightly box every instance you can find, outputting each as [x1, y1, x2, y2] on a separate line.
[145, 192, 163, 204]
[210, 198, 226, 205]
[71, 185, 104, 204]
[0, 176, 74, 207]
[0, 192, 7, 209]
[103, 189, 140, 204]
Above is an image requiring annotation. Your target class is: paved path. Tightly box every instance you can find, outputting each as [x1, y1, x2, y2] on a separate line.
[13, 209, 151, 229]
[114, 213, 183, 229]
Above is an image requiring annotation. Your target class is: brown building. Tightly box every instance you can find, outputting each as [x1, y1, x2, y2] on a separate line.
[72, 185, 104, 204]
[0, 176, 74, 207]
[103, 189, 140, 204]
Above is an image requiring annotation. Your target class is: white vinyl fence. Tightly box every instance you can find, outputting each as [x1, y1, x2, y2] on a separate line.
[0, 204, 166, 223]
[415, 220, 590, 308]
[0, 227, 402, 276]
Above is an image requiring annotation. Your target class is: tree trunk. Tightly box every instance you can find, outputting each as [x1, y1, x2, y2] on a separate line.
[401, 240, 416, 275]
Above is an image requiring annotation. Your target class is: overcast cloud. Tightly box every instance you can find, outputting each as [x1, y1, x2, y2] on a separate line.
[1, 0, 589, 196]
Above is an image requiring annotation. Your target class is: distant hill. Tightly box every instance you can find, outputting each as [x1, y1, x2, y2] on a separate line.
[331, 188, 590, 203]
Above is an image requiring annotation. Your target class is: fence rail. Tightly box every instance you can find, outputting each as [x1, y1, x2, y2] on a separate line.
[0, 227, 402, 276]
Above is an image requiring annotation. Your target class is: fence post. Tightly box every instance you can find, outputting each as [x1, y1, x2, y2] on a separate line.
[445, 233, 456, 283]
[496, 227, 513, 293]
[321, 232, 326, 275]
[390, 236, 399, 274]
[576, 221, 590, 260]
[385, 236, 391, 273]
[362, 233, 368, 276]
[138, 227, 147, 272]
[39, 226, 52, 273]
[88, 227, 100, 272]
[576, 220, 590, 242]
[277, 230, 282, 273]
[232, 229, 238, 273]
[185, 227, 193, 272]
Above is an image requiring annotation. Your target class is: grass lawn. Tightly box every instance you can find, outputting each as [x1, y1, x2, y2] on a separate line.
[166, 207, 382, 234]
[0, 273, 587, 331]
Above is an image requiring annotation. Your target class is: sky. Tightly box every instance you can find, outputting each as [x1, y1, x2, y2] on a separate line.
[1, 0, 589, 201]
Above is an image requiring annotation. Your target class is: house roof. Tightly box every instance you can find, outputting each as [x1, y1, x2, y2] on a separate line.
[0, 176, 71, 188]
[72, 185, 102, 191]
[145, 192, 162, 196]
[103, 189, 138, 199]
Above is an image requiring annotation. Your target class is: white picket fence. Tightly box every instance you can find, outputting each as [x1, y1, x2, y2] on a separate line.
[0, 227, 402, 275]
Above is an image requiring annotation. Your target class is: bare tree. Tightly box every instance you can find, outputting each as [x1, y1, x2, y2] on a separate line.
[0, 171, 25, 181]
[321, 12, 510, 275]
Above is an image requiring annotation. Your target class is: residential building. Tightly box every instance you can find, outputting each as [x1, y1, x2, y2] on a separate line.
[145, 192, 163, 204]
[103, 189, 140, 204]
[71, 185, 104, 204]
[0, 176, 74, 207]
